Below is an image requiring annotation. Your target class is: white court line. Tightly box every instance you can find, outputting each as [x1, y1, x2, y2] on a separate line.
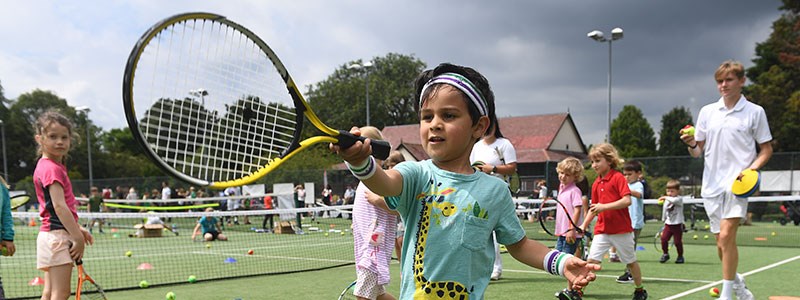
[662, 254, 800, 300]
[503, 268, 713, 284]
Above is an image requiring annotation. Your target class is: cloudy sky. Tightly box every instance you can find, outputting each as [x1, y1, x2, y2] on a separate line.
[0, 1, 784, 145]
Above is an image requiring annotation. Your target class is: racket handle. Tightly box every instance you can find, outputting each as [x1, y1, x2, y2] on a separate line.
[337, 130, 391, 160]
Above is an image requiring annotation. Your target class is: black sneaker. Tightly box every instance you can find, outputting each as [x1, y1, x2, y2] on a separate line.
[659, 254, 670, 263]
[632, 289, 648, 300]
[616, 271, 633, 284]
[556, 289, 583, 300]
[675, 256, 684, 264]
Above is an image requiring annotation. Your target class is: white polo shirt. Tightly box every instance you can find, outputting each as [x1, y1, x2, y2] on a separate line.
[695, 95, 772, 198]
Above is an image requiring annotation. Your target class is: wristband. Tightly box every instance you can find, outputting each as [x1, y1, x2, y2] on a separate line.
[688, 143, 697, 149]
[491, 165, 497, 174]
[346, 156, 377, 180]
[543, 250, 573, 277]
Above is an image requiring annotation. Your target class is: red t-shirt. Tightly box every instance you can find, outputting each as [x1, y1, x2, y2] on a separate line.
[264, 195, 273, 209]
[34, 157, 79, 232]
[591, 169, 632, 235]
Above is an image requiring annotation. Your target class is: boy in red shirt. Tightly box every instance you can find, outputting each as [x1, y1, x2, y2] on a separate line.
[580, 143, 647, 300]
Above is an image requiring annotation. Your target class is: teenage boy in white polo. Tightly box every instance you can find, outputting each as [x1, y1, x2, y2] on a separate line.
[681, 60, 772, 300]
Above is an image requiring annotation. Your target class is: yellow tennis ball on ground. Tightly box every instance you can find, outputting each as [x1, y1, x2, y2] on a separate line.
[704, 235, 709, 240]
[340, 231, 345, 235]
[771, 231, 776, 236]
[324, 233, 329, 237]
[125, 250, 133, 257]
[139, 280, 149, 288]
[187, 275, 197, 283]
[709, 287, 719, 297]
[693, 234, 698, 240]
[205, 243, 211, 249]
[166, 291, 176, 300]
[704, 224, 710, 230]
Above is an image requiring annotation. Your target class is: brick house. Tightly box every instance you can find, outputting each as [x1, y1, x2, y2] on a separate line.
[380, 113, 588, 195]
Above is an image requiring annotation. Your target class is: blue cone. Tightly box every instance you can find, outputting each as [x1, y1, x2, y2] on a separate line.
[224, 257, 237, 263]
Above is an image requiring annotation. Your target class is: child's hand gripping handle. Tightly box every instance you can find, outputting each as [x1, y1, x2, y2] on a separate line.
[336, 130, 391, 160]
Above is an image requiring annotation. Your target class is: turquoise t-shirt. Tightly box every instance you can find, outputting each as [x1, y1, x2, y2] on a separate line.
[386, 160, 525, 299]
[628, 181, 645, 230]
[198, 216, 218, 234]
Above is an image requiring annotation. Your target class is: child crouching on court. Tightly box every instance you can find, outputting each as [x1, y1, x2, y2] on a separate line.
[579, 143, 647, 300]
[191, 208, 227, 242]
[658, 179, 685, 264]
[332, 63, 599, 299]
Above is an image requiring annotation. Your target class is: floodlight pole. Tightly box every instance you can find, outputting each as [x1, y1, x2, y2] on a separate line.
[588, 27, 623, 143]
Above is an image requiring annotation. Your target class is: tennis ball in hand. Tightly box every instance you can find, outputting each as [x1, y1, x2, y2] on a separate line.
[658, 198, 665, 205]
[0, 246, 7, 256]
[680, 125, 695, 136]
[125, 250, 133, 257]
[187, 275, 197, 283]
[709, 287, 720, 297]
[166, 292, 176, 300]
[139, 280, 149, 288]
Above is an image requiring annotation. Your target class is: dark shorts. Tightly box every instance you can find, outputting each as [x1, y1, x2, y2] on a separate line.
[206, 231, 220, 240]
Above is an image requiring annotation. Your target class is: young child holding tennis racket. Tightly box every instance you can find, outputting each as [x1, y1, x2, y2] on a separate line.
[332, 63, 599, 299]
[0, 176, 16, 299]
[351, 126, 397, 300]
[579, 143, 647, 300]
[33, 110, 94, 300]
[553, 157, 586, 299]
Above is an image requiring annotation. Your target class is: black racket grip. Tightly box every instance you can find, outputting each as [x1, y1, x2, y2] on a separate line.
[337, 130, 391, 160]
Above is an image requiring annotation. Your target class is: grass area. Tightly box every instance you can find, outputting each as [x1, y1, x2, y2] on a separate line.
[4, 215, 799, 299]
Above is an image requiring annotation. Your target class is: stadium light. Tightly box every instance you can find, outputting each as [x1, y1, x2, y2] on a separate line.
[189, 89, 209, 106]
[0, 120, 7, 182]
[347, 61, 374, 126]
[587, 27, 623, 143]
[75, 106, 93, 190]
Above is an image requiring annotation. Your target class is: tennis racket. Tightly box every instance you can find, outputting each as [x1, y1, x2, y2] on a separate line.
[10, 194, 31, 210]
[123, 12, 390, 188]
[76, 259, 108, 300]
[538, 198, 591, 258]
[337, 280, 357, 300]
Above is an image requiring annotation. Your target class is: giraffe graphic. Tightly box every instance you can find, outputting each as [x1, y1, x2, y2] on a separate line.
[411, 180, 471, 299]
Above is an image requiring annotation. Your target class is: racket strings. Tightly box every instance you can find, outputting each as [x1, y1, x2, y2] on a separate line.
[134, 17, 298, 182]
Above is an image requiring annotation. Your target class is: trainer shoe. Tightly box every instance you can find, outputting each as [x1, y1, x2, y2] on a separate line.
[632, 289, 648, 300]
[733, 274, 754, 300]
[675, 256, 684, 264]
[659, 254, 670, 263]
[491, 271, 502, 281]
[556, 288, 583, 300]
[616, 271, 633, 284]
[609, 254, 621, 263]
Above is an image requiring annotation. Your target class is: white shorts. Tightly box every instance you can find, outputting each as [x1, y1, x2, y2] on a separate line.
[703, 192, 748, 234]
[354, 268, 386, 300]
[37, 230, 74, 271]
[587, 232, 637, 264]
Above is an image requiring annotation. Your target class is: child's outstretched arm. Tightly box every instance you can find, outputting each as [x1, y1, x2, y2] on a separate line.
[330, 127, 403, 197]
[507, 238, 600, 290]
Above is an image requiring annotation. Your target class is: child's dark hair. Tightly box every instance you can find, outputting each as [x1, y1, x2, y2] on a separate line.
[35, 110, 74, 163]
[622, 160, 642, 172]
[414, 63, 496, 132]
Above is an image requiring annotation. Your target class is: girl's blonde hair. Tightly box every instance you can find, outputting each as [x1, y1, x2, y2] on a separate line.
[35, 110, 75, 163]
[556, 157, 584, 182]
[588, 143, 623, 170]
[383, 151, 405, 169]
[359, 126, 384, 141]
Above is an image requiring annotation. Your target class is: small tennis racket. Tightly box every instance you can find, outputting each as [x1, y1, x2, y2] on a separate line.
[337, 280, 357, 300]
[10, 194, 31, 210]
[123, 12, 390, 188]
[538, 198, 591, 258]
[76, 259, 108, 300]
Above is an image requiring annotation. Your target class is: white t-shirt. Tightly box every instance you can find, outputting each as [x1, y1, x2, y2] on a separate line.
[161, 186, 171, 200]
[661, 196, 685, 225]
[470, 137, 517, 181]
[695, 95, 772, 198]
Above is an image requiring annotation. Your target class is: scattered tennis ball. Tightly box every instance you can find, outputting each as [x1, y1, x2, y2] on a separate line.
[125, 250, 133, 257]
[709, 287, 719, 297]
[340, 231, 345, 235]
[680, 124, 695, 136]
[166, 291, 176, 300]
[704, 235, 709, 240]
[324, 233, 329, 237]
[771, 231, 776, 236]
[247, 249, 254, 255]
[187, 275, 197, 283]
[704, 224, 710, 230]
[693, 234, 698, 240]
[139, 280, 149, 288]
[205, 243, 211, 249]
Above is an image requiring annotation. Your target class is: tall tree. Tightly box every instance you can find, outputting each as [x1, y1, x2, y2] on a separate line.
[610, 105, 657, 158]
[305, 53, 426, 130]
[744, 0, 800, 151]
[658, 106, 694, 156]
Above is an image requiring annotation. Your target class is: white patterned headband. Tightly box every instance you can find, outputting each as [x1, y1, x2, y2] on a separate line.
[419, 72, 488, 116]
